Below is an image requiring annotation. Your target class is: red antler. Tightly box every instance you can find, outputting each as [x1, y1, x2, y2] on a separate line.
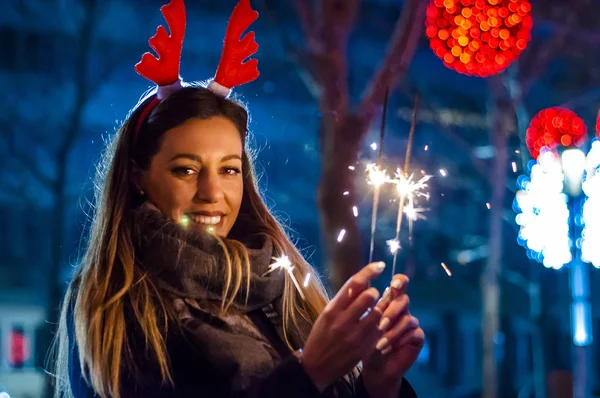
[135, 0, 186, 87]
[213, 0, 260, 89]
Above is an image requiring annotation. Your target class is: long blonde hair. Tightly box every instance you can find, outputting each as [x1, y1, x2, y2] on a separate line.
[52, 86, 329, 398]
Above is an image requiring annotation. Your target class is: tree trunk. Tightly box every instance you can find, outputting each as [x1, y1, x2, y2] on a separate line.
[305, 0, 426, 291]
[42, 3, 97, 395]
[482, 76, 511, 398]
[318, 114, 368, 290]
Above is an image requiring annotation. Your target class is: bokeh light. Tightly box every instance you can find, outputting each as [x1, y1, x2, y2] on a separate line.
[515, 151, 571, 270]
[425, 0, 533, 77]
[526, 107, 587, 160]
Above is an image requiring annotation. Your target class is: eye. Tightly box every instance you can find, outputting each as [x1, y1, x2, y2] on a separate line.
[221, 167, 241, 176]
[172, 167, 197, 176]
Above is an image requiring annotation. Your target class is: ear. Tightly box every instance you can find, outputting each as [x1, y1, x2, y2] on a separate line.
[129, 160, 145, 193]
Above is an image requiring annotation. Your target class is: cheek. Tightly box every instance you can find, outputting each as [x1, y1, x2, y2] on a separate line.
[147, 173, 196, 218]
[226, 180, 244, 212]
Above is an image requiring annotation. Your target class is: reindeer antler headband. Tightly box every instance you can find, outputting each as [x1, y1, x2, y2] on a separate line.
[133, 0, 260, 140]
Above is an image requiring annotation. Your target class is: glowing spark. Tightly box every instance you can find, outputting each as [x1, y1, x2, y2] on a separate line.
[387, 238, 401, 254]
[424, 145, 429, 151]
[366, 163, 388, 187]
[388, 169, 432, 275]
[512, 162, 518, 173]
[264, 256, 306, 299]
[343, 191, 350, 196]
[441, 262, 452, 276]
[366, 163, 389, 262]
[371, 142, 378, 151]
[515, 150, 521, 154]
[352, 206, 359, 217]
[180, 215, 190, 228]
[486, 202, 491, 209]
[337, 229, 346, 242]
[439, 168, 448, 177]
[348, 165, 355, 170]
[303, 273, 311, 287]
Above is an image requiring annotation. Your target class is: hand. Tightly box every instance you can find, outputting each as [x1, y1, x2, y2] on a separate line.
[361, 274, 425, 398]
[300, 262, 386, 392]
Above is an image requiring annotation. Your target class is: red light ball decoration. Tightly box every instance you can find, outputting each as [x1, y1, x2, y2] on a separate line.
[425, 0, 533, 77]
[596, 109, 600, 137]
[526, 108, 587, 160]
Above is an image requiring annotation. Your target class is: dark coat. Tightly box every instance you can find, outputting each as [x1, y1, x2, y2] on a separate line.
[67, 204, 418, 397]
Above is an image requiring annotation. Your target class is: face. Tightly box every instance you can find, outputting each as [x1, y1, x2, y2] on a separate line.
[139, 116, 244, 237]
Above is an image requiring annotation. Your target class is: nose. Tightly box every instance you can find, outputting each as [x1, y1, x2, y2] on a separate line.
[194, 168, 224, 203]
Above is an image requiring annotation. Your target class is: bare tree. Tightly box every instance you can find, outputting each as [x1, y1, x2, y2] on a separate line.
[291, 0, 427, 289]
[2, 0, 130, 395]
[481, 75, 512, 398]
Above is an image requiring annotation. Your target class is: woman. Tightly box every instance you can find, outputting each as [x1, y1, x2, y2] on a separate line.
[53, 1, 424, 397]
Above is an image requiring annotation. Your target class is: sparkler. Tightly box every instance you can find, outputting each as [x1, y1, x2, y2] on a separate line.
[388, 93, 430, 277]
[263, 255, 306, 300]
[366, 87, 390, 263]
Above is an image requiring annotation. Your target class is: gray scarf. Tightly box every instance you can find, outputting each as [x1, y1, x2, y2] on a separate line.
[130, 202, 287, 313]
[128, 203, 357, 395]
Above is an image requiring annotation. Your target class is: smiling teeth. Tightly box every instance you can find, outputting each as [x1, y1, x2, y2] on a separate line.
[192, 215, 221, 225]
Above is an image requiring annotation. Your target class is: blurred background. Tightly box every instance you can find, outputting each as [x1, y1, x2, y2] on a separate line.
[1, 0, 600, 397]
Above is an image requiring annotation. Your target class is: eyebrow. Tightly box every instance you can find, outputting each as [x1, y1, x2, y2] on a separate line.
[168, 153, 242, 162]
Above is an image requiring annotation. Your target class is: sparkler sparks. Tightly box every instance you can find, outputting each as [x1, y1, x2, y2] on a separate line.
[388, 169, 432, 275]
[264, 255, 306, 299]
[371, 142, 378, 151]
[303, 273, 311, 288]
[441, 262, 452, 276]
[366, 163, 389, 263]
[439, 168, 448, 177]
[512, 162, 518, 173]
[337, 229, 346, 242]
[352, 206, 359, 217]
[180, 215, 190, 228]
[366, 163, 388, 187]
[387, 238, 401, 254]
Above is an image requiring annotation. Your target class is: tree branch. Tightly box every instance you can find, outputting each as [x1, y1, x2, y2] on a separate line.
[409, 89, 492, 179]
[356, 0, 427, 129]
[262, 0, 321, 100]
[3, 126, 55, 188]
[314, 0, 359, 118]
[86, 48, 130, 101]
[295, 0, 317, 48]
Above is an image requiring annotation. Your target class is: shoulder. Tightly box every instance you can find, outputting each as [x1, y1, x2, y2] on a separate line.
[66, 306, 96, 398]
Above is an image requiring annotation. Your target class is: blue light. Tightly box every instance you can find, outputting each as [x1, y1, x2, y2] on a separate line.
[572, 301, 592, 346]
[514, 152, 571, 270]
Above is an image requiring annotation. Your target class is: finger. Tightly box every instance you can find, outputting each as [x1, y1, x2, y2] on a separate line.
[377, 293, 410, 333]
[395, 326, 425, 348]
[358, 300, 384, 329]
[373, 287, 392, 314]
[330, 262, 386, 311]
[389, 274, 410, 298]
[379, 315, 420, 350]
[341, 287, 381, 324]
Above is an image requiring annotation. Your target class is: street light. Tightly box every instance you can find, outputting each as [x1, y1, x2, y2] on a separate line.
[562, 148, 586, 197]
[515, 142, 598, 398]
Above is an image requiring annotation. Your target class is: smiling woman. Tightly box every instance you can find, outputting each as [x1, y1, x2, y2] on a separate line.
[135, 112, 245, 237]
[50, 0, 423, 397]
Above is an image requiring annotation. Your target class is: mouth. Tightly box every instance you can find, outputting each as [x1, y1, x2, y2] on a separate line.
[183, 212, 226, 230]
